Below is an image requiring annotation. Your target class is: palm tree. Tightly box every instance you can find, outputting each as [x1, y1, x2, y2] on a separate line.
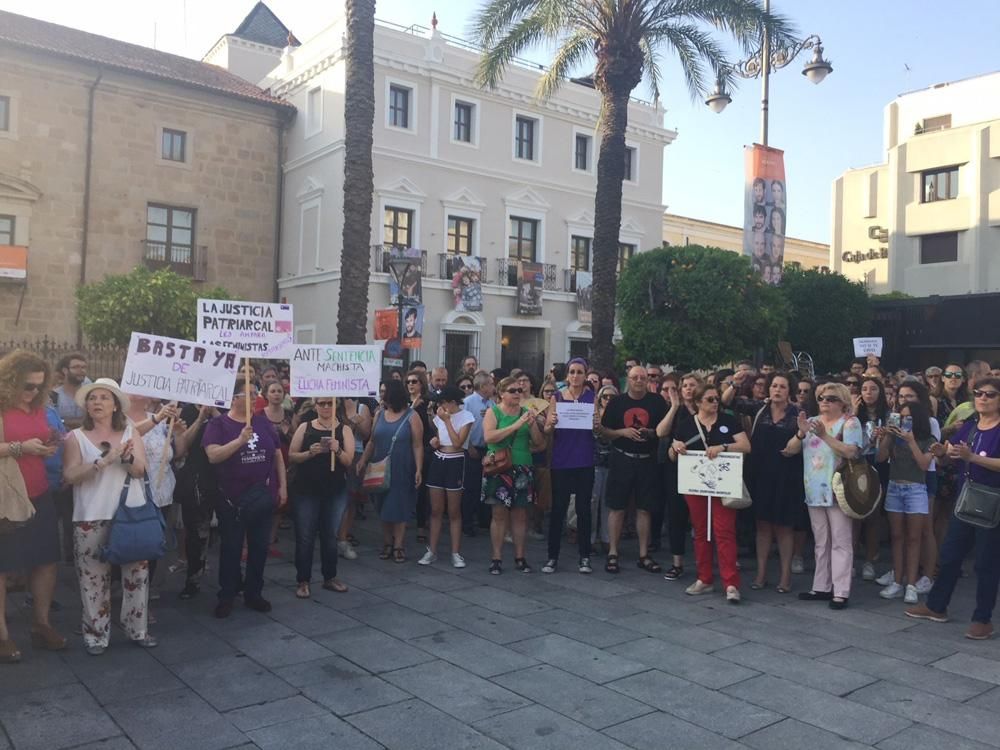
[473, 0, 796, 373]
[337, 0, 377, 344]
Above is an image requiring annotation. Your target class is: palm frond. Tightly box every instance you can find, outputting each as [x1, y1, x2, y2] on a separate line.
[474, 13, 549, 89]
[535, 29, 594, 100]
[470, 0, 540, 51]
[646, 21, 728, 101]
[647, 0, 798, 56]
[638, 36, 663, 104]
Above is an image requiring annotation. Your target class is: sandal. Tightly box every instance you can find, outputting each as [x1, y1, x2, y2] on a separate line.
[30, 623, 67, 651]
[775, 585, 791, 594]
[296, 583, 311, 599]
[750, 580, 768, 591]
[637, 556, 662, 573]
[663, 565, 684, 581]
[393, 547, 406, 564]
[604, 554, 620, 574]
[0, 639, 21, 663]
[378, 544, 392, 560]
[323, 578, 348, 593]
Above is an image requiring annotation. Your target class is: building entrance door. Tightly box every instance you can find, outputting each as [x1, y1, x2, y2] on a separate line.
[501, 327, 545, 382]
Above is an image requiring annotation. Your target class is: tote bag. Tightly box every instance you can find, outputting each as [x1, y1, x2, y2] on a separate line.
[100, 473, 166, 565]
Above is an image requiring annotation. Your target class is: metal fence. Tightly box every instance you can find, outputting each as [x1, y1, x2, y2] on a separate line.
[0, 338, 128, 380]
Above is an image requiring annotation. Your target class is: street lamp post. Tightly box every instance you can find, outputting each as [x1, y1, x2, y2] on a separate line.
[705, 0, 833, 145]
[388, 254, 420, 373]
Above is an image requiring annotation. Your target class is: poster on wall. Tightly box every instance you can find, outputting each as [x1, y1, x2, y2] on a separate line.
[374, 308, 398, 341]
[516, 262, 544, 316]
[197, 298, 294, 357]
[743, 144, 786, 285]
[575, 271, 593, 323]
[450, 256, 483, 312]
[388, 247, 422, 305]
[401, 304, 424, 349]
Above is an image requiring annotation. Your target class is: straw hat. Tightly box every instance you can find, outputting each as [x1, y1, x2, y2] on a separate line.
[74, 377, 131, 413]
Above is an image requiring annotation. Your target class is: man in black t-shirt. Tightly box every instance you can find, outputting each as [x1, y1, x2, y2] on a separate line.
[599, 366, 668, 574]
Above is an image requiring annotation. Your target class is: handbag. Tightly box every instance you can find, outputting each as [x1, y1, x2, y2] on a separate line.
[693, 417, 752, 510]
[483, 406, 519, 477]
[831, 421, 882, 520]
[363, 410, 411, 494]
[954, 427, 1000, 529]
[100, 473, 166, 565]
[0, 413, 36, 535]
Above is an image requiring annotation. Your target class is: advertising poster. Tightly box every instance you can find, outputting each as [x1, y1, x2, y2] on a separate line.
[388, 247, 422, 305]
[743, 144, 786, 284]
[289, 345, 382, 398]
[401, 304, 424, 350]
[197, 298, 294, 357]
[120, 332, 242, 408]
[575, 270, 593, 323]
[450, 256, 483, 312]
[516, 261, 544, 316]
[374, 308, 398, 341]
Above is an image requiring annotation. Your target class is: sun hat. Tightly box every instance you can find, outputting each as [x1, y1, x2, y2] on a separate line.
[74, 377, 131, 412]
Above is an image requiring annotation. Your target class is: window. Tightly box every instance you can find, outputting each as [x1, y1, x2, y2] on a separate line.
[0, 96, 9, 132]
[306, 87, 322, 135]
[508, 217, 538, 262]
[383, 207, 414, 247]
[618, 243, 636, 272]
[571, 235, 591, 271]
[920, 232, 958, 264]
[454, 101, 473, 143]
[574, 134, 590, 171]
[0, 214, 14, 245]
[146, 204, 195, 267]
[921, 114, 951, 133]
[922, 167, 959, 203]
[447, 216, 473, 255]
[515, 116, 536, 161]
[161, 128, 186, 162]
[389, 85, 410, 129]
[624, 147, 636, 181]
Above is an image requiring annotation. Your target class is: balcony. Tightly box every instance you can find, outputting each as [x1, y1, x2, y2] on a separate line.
[370, 245, 428, 275]
[496, 259, 559, 290]
[437, 252, 485, 280]
[141, 240, 207, 280]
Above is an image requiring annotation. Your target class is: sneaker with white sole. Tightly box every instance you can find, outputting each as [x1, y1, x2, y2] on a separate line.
[417, 549, 437, 566]
[903, 584, 918, 604]
[726, 586, 741, 604]
[451, 553, 466, 569]
[541, 559, 557, 574]
[578, 557, 592, 574]
[790, 556, 804, 574]
[914, 576, 933, 594]
[880, 581, 903, 599]
[685, 580, 715, 596]
[337, 541, 358, 560]
[875, 569, 895, 586]
[862, 562, 876, 581]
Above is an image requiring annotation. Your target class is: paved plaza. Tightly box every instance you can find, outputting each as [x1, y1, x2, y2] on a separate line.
[3, 519, 1000, 750]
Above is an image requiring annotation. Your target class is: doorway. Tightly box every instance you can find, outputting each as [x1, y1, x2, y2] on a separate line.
[444, 332, 477, 380]
[501, 326, 545, 381]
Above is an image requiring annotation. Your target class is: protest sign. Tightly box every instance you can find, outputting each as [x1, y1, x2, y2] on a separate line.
[677, 451, 744, 499]
[120, 332, 242, 408]
[853, 337, 883, 358]
[555, 401, 595, 430]
[290, 345, 381, 398]
[197, 298, 293, 357]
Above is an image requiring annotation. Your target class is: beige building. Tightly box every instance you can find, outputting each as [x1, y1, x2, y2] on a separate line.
[662, 212, 829, 269]
[0, 9, 293, 342]
[831, 70, 1000, 295]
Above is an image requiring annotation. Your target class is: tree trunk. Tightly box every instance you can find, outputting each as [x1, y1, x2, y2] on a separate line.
[589, 88, 630, 373]
[337, 0, 377, 344]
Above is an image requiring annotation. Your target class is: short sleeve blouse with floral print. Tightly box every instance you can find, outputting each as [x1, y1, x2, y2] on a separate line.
[802, 416, 864, 507]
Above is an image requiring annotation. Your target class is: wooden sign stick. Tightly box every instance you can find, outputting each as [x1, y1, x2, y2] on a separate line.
[330, 397, 338, 471]
[244, 357, 252, 423]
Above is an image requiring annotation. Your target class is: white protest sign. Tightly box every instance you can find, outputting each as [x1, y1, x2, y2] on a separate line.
[555, 401, 595, 430]
[677, 451, 744, 499]
[290, 345, 382, 398]
[197, 298, 294, 358]
[121, 332, 242, 408]
[853, 337, 883, 358]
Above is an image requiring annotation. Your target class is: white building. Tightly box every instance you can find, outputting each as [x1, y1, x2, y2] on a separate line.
[206, 4, 675, 377]
[830, 70, 1000, 296]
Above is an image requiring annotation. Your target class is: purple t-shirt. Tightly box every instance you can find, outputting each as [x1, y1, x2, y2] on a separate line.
[202, 414, 280, 503]
[950, 420, 1000, 489]
[551, 389, 596, 470]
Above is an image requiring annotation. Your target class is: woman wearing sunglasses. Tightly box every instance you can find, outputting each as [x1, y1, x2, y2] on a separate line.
[783, 382, 863, 610]
[937, 364, 967, 426]
[0, 351, 65, 663]
[482, 376, 549, 574]
[907, 377, 1000, 640]
[63, 378, 152, 653]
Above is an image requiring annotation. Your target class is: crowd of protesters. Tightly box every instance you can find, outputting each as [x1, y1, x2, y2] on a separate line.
[2, 347, 999, 664]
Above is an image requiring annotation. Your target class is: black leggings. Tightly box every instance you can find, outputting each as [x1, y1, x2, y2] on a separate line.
[661, 461, 688, 556]
[548, 467, 594, 560]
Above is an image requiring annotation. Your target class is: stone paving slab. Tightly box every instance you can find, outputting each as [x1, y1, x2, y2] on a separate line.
[932, 651, 1000, 685]
[248, 712, 383, 750]
[431, 604, 548, 645]
[105, 687, 247, 750]
[608, 612, 746, 653]
[315, 626, 436, 674]
[0, 684, 121, 750]
[712, 641, 876, 696]
[347, 601, 451, 640]
[408, 628, 539, 677]
[347, 698, 508, 750]
[875, 724, 996, 750]
[171, 654, 299, 712]
[450, 585, 553, 617]
[511, 633, 648, 684]
[609, 637, 760, 690]
[303, 672, 412, 716]
[225, 695, 327, 732]
[740, 717, 875, 750]
[474, 704, 635, 750]
[520, 608, 644, 649]
[603, 709, 746, 750]
[365, 582, 470, 614]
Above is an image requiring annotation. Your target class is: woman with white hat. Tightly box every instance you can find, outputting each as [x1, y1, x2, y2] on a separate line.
[63, 378, 152, 655]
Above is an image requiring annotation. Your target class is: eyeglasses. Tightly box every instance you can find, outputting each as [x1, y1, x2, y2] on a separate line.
[506, 388, 524, 394]
[942, 372, 964, 379]
[315, 401, 334, 407]
[817, 395, 842, 403]
[973, 389, 1000, 399]
[459, 384, 474, 391]
[406, 379, 420, 385]
[22, 383, 43, 392]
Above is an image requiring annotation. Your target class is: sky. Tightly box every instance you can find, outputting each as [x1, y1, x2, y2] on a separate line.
[3, 0, 998, 244]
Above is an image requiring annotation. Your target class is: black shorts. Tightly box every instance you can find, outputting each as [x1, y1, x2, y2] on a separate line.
[426, 451, 466, 492]
[605, 450, 659, 512]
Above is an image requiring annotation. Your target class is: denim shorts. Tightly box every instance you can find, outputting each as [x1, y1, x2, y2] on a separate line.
[884, 480, 929, 514]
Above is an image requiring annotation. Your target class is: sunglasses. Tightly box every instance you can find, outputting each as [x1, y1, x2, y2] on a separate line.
[315, 401, 333, 407]
[22, 382, 44, 392]
[506, 388, 524, 394]
[459, 384, 474, 390]
[846, 380, 860, 386]
[702, 396, 719, 404]
[99, 441, 111, 458]
[817, 395, 842, 403]
[973, 389, 1000, 399]
[406, 379, 420, 385]
[942, 372, 964, 379]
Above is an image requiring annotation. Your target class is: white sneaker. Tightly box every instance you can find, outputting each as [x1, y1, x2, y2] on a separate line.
[791, 556, 804, 574]
[904, 584, 919, 604]
[417, 549, 437, 566]
[880, 582, 903, 599]
[726, 586, 741, 604]
[685, 580, 715, 596]
[451, 553, 466, 569]
[541, 559, 557, 574]
[914, 576, 933, 595]
[862, 562, 876, 581]
[875, 569, 896, 586]
[337, 541, 358, 560]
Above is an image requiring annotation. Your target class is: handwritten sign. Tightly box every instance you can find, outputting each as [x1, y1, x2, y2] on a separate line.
[197, 298, 294, 357]
[853, 337, 883, 358]
[290, 345, 381, 398]
[555, 402, 595, 430]
[677, 451, 744, 499]
[121, 332, 241, 408]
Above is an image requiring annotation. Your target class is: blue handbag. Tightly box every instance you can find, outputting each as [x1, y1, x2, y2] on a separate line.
[100, 473, 167, 565]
